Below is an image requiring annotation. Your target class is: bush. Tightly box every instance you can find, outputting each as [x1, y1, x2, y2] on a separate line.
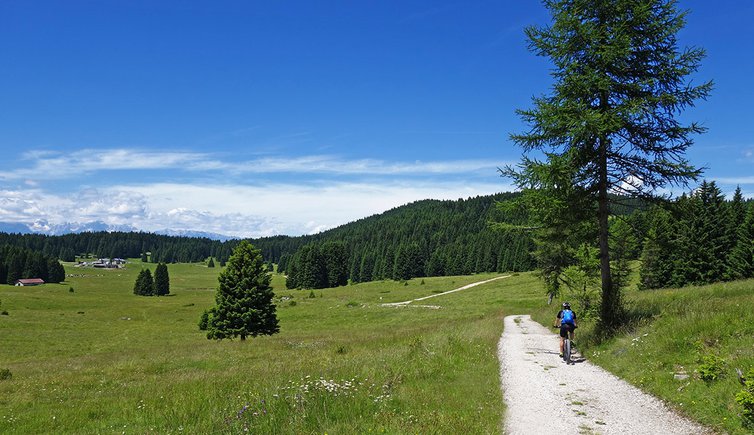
[698, 354, 726, 382]
[198, 310, 210, 331]
[736, 368, 754, 427]
[69, 287, 75, 293]
[0, 368, 11, 381]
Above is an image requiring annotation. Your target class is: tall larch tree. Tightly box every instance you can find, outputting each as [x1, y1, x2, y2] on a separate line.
[202, 240, 279, 340]
[506, 0, 711, 329]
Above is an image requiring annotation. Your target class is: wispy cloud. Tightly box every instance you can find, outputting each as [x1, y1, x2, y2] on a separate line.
[3, 149, 208, 180]
[3, 148, 508, 180]
[713, 176, 754, 186]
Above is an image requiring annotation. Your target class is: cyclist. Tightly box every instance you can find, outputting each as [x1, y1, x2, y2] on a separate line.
[555, 302, 577, 358]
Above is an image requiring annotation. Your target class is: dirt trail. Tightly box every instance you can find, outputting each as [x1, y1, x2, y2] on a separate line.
[498, 315, 710, 435]
[380, 275, 511, 308]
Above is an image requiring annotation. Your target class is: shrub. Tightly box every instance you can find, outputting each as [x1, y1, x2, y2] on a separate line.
[288, 300, 297, 307]
[69, 287, 75, 293]
[1, 311, 8, 316]
[198, 310, 210, 331]
[736, 368, 754, 427]
[0, 368, 11, 381]
[698, 354, 726, 382]
[308, 290, 316, 299]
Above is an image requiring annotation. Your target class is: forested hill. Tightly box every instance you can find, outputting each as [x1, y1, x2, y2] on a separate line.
[0, 193, 536, 286]
[0, 231, 235, 265]
[257, 192, 536, 288]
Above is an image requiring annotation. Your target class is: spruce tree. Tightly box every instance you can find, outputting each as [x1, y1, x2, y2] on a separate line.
[728, 202, 754, 280]
[506, 0, 711, 329]
[154, 263, 170, 296]
[47, 259, 66, 283]
[133, 268, 154, 296]
[203, 240, 279, 340]
[639, 207, 674, 289]
[6, 254, 22, 285]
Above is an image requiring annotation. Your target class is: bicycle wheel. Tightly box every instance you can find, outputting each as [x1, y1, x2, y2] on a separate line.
[564, 338, 571, 363]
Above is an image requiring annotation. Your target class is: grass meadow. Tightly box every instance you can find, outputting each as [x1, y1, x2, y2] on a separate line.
[2, 259, 753, 433]
[0, 262, 542, 434]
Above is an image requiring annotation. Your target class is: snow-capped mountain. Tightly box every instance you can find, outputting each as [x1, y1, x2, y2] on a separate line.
[154, 229, 239, 242]
[0, 220, 237, 241]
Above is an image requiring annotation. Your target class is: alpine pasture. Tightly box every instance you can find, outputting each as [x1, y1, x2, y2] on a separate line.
[0, 261, 540, 433]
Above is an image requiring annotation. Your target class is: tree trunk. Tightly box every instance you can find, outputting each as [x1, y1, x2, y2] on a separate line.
[597, 134, 618, 330]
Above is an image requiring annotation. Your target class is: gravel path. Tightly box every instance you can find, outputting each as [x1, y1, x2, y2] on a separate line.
[498, 315, 710, 435]
[381, 275, 510, 308]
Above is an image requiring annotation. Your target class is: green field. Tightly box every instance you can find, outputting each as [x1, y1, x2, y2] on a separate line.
[2, 261, 753, 433]
[0, 262, 542, 433]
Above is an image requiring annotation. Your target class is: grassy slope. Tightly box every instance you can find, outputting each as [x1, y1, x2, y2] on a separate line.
[0, 262, 542, 434]
[3, 260, 751, 433]
[531, 279, 754, 434]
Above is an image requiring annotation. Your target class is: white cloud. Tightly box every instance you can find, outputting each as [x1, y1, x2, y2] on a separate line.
[0, 147, 515, 236]
[714, 176, 754, 186]
[0, 180, 512, 237]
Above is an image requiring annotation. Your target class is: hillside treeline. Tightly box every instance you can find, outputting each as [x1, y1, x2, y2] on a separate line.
[277, 193, 536, 289]
[638, 181, 754, 289]
[0, 245, 65, 284]
[0, 232, 235, 264]
[0, 194, 536, 287]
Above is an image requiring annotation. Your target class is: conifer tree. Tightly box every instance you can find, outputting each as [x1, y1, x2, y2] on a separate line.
[47, 259, 65, 283]
[207, 257, 215, 268]
[133, 268, 155, 296]
[506, 0, 711, 328]
[6, 254, 22, 285]
[639, 208, 674, 289]
[322, 241, 348, 287]
[728, 202, 754, 280]
[154, 263, 170, 296]
[203, 241, 279, 340]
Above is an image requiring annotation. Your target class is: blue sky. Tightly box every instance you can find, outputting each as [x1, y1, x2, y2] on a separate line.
[1, 0, 752, 237]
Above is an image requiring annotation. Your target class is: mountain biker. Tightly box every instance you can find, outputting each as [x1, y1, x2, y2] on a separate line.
[555, 302, 577, 358]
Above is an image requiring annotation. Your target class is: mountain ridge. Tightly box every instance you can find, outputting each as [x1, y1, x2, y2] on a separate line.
[0, 220, 237, 242]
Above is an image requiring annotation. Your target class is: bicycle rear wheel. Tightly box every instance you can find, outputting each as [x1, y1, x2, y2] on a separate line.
[564, 338, 571, 363]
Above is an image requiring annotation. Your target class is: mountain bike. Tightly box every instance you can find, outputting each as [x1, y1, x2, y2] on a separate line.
[563, 333, 572, 364]
[554, 324, 575, 364]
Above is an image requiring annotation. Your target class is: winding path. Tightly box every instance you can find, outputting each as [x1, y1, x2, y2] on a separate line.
[380, 275, 511, 308]
[498, 315, 710, 434]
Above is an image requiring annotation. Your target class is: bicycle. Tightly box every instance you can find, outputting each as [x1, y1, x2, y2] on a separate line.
[554, 324, 575, 364]
[563, 333, 572, 364]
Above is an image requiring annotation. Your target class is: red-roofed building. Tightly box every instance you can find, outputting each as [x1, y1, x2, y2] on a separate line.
[15, 278, 45, 286]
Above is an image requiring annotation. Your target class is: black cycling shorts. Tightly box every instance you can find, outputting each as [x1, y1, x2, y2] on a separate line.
[560, 323, 575, 338]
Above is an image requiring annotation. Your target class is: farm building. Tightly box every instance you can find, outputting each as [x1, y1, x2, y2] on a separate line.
[15, 278, 45, 286]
